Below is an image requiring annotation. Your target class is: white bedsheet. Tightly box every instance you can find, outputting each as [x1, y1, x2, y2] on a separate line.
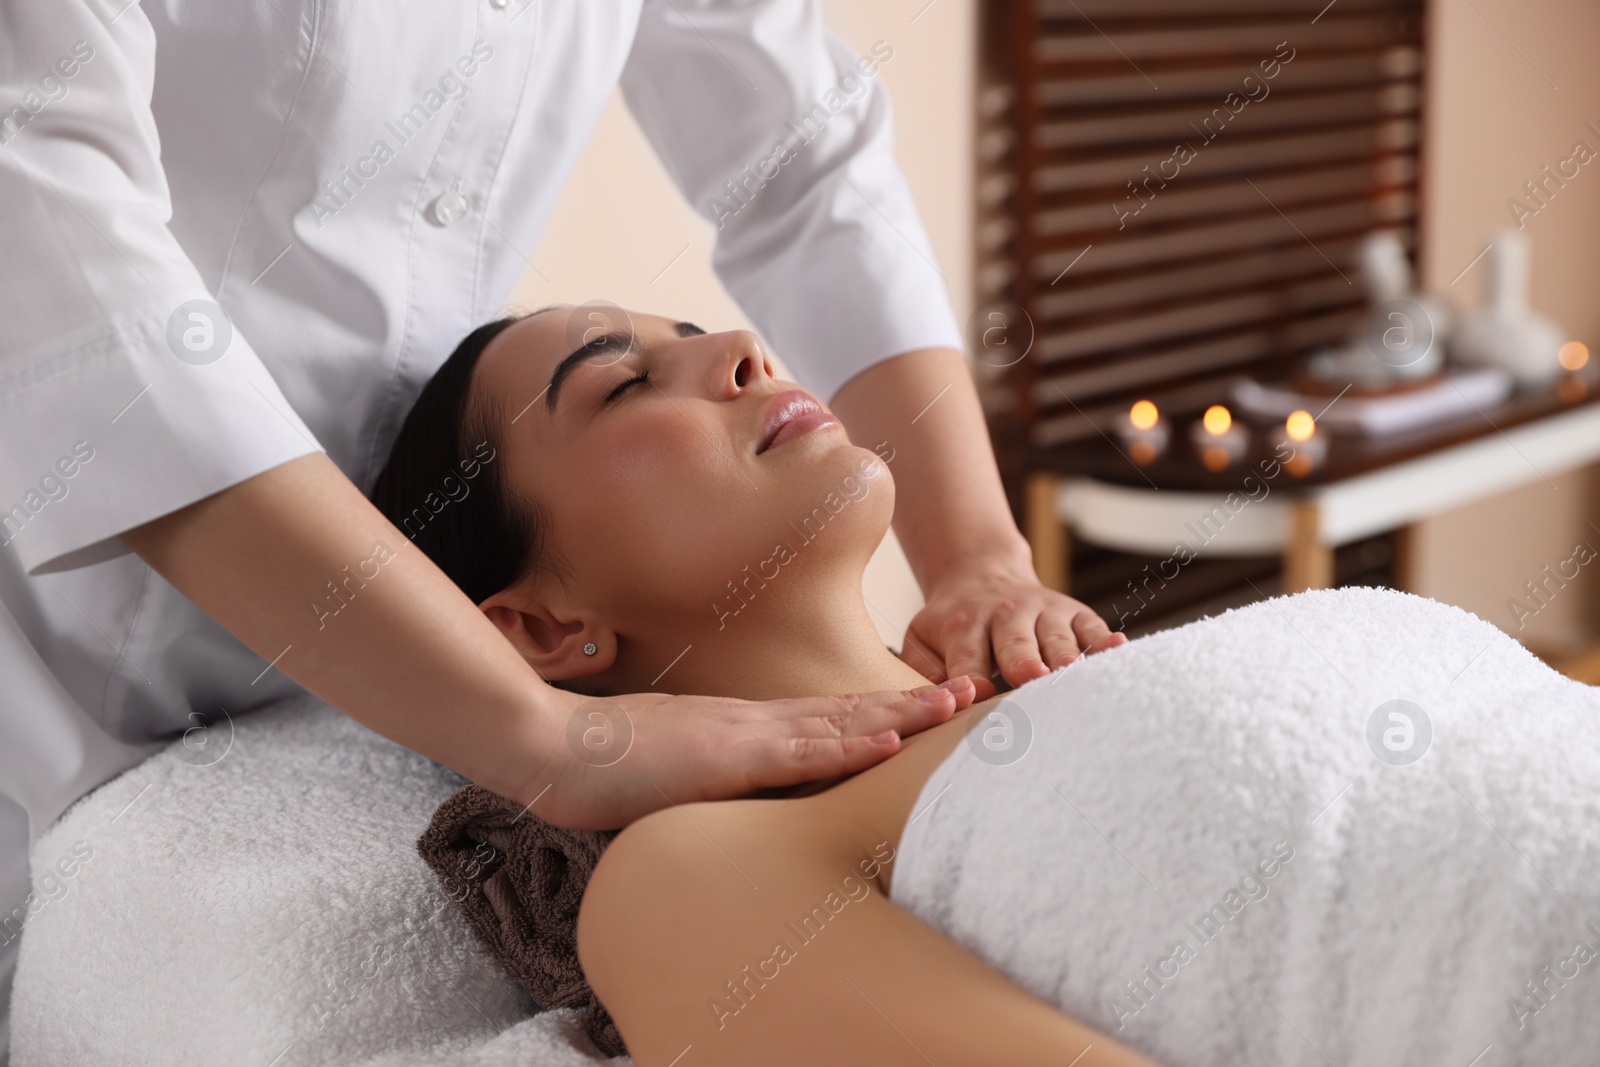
[892, 586, 1600, 1065]
[8, 694, 623, 1066]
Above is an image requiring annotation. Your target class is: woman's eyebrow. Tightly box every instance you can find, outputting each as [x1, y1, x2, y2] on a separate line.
[544, 332, 635, 416]
[544, 321, 705, 415]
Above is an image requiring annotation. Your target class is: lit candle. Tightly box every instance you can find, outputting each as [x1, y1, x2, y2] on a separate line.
[1116, 399, 1169, 464]
[1189, 404, 1247, 470]
[1558, 342, 1590, 402]
[1278, 408, 1327, 475]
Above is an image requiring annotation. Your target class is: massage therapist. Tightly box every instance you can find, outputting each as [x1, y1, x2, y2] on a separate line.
[0, 1, 1122, 1050]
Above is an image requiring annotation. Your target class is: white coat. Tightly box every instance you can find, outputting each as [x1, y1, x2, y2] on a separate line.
[0, 0, 961, 1052]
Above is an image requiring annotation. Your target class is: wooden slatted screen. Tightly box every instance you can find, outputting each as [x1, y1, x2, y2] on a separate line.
[975, 0, 1428, 448]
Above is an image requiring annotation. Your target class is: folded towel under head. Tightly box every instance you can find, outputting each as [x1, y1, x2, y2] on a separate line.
[417, 787, 624, 1057]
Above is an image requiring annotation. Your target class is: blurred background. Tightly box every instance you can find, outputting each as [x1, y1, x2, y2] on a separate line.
[513, 0, 1600, 680]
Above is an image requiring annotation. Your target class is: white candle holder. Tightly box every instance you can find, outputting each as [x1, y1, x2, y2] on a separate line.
[1275, 409, 1327, 475]
[1558, 341, 1592, 403]
[1190, 405, 1247, 470]
[1115, 400, 1169, 465]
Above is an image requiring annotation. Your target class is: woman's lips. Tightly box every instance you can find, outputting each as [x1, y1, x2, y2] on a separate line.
[756, 389, 842, 453]
[764, 410, 840, 451]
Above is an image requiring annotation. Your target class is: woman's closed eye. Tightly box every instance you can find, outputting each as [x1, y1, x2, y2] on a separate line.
[604, 369, 651, 404]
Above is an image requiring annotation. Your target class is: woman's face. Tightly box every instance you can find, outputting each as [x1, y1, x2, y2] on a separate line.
[471, 305, 895, 649]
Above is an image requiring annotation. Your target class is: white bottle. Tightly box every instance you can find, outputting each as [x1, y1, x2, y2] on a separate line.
[1358, 230, 1449, 382]
[1452, 229, 1564, 387]
[1306, 230, 1448, 388]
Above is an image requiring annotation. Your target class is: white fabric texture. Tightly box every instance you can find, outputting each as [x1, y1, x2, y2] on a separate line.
[0, 1, 961, 1049]
[10, 695, 624, 1066]
[892, 586, 1600, 1065]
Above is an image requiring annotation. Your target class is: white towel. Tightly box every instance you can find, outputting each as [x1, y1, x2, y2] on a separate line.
[891, 586, 1600, 1065]
[1232, 370, 1515, 436]
[8, 696, 623, 1066]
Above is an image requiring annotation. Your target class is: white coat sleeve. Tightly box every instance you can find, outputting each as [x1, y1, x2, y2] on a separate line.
[617, 0, 964, 404]
[0, 0, 321, 577]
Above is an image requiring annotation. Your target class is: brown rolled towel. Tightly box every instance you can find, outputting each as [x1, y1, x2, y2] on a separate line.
[417, 785, 625, 1058]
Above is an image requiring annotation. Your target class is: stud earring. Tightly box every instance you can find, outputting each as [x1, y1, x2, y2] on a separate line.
[582, 642, 597, 656]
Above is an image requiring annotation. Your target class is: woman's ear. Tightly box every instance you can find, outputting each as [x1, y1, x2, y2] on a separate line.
[478, 587, 613, 682]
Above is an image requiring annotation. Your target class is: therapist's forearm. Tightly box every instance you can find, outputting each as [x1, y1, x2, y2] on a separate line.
[121, 452, 563, 804]
[829, 347, 1034, 592]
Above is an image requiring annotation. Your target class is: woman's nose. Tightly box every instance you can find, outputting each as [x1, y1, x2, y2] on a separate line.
[707, 330, 774, 398]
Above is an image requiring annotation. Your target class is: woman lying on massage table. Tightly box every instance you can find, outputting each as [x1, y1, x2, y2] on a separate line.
[371, 307, 1600, 1067]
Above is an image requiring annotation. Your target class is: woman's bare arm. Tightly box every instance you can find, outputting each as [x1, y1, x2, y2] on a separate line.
[579, 793, 1161, 1067]
[120, 452, 974, 828]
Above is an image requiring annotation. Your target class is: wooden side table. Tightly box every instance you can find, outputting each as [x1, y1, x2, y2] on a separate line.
[1024, 381, 1600, 597]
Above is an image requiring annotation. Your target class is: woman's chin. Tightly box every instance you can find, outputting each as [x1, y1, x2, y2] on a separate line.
[796, 433, 886, 485]
[778, 446, 894, 540]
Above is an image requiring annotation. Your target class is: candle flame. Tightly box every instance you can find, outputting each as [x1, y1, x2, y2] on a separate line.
[1202, 405, 1232, 436]
[1129, 399, 1159, 430]
[1285, 409, 1316, 442]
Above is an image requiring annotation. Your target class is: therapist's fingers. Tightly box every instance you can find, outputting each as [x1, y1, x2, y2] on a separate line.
[747, 681, 978, 778]
[539, 682, 978, 828]
[939, 619, 999, 702]
[791, 679, 976, 737]
[1071, 609, 1127, 658]
[761, 678, 974, 733]
[991, 605, 1053, 687]
[1035, 603, 1086, 670]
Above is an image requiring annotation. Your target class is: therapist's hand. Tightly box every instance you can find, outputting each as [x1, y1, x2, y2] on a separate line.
[827, 347, 1125, 700]
[899, 555, 1127, 699]
[533, 678, 977, 829]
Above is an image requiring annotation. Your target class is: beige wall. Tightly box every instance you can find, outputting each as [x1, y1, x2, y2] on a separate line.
[514, 0, 974, 645]
[1412, 0, 1600, 650]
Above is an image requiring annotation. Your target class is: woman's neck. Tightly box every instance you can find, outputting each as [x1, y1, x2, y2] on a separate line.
[629, 575, 935, 701]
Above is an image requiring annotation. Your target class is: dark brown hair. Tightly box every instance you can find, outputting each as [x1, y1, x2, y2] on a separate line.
[369, 313, 562, 605]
